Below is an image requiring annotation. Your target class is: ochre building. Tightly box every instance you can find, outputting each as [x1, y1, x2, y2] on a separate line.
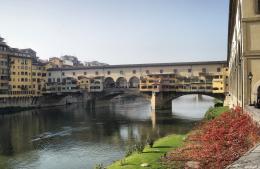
[228, 0, 260, 108]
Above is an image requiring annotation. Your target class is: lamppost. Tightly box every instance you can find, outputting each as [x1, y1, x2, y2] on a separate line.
[248, 72, 253, 106]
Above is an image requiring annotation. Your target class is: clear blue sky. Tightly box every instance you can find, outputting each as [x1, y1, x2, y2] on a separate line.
[0, 0, 229, 64]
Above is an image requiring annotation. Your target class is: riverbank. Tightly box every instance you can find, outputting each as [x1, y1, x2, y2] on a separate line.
[107, 134, 186, 169]
[163, 107, 260, 168]
[0, 92, 91, 114]
[107, 106, 227, 169]
[107, 106, 260, 169]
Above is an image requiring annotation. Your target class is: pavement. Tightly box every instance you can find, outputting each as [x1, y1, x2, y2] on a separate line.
[227, 144, 260, 169]
[227, 106, 260, 169]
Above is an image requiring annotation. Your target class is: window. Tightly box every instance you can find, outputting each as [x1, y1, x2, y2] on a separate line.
[62, 72, 65, 76]
[217, 67, 221, 72]
[257, 0, 260, 14]
[132, 70, 136, 74]
[73, 72, 76, 76]
[120, 70, 123, 75]
[160, 69, 163, 73]
[202, 68, 206, 73]
[173, 69, 178, 73]
[146, 70, 150, 74]
[107, 71, 111, 75]
[188, 68, 192, 73]
[84, 72, 87, 75]
[95, 71, 99, 75]
[48, 73, 51, 76]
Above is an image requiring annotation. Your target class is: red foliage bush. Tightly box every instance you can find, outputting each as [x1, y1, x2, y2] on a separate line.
[164, 107, 260, 169]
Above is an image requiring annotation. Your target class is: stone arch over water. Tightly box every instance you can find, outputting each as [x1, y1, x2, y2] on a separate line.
[104, 77, 115, 88]
[129, 76, 140, 88]
[116, 77, 128, 88]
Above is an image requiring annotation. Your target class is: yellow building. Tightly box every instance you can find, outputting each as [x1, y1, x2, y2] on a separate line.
[9, 55, 33, 97]
[78, 76, 91, 92]
[140, 74, 176, 92]
[212, 68, 229, 94]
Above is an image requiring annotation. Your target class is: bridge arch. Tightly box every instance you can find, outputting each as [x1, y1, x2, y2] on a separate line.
[116, 77, 128, 88]
[169, 92, 225, 102]
[104, 77, 115, 88]
[129, 76, 140, 88]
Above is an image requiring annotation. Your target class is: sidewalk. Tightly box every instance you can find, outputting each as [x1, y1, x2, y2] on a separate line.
[227, 106, 260, 169]
[227, 144, 260, 169]
[245, 106, 260, 125]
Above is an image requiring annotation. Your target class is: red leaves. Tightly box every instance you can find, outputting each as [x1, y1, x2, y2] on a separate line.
[164, 107, 260, 169]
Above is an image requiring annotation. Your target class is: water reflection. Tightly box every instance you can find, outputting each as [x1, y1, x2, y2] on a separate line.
[172, 94, 215, 120]
[0, 94, 212, 169]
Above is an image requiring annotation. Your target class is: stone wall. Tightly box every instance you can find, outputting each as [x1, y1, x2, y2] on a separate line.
[0, 92, 91, 109]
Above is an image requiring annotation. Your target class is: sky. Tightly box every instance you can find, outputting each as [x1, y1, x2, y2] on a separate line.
[0, 0, 229, 65]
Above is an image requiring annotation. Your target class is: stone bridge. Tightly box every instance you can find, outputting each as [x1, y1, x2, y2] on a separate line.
[47, 61, 227, 89]
[99, 88, 225, 110]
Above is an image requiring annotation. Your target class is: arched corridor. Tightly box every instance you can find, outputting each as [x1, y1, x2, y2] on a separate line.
[104, 77, 115, 88]
[116, 77, 128, 88]
[257, 86, 260, 108]
[129, 76, 140, 88]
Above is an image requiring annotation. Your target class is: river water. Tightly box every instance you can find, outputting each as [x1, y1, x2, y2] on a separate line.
[0, 94, 214, 169]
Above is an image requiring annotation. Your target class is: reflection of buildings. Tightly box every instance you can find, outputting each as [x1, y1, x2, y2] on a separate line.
[228, 0, 260, 108]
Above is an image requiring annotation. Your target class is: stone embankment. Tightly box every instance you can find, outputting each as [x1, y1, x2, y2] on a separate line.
[0, 92, 91, 113]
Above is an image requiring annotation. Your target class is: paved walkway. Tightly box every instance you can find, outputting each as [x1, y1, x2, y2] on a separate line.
[227, 144, 260, 169]
[227, 106, 260, 169]
[246, 106, 260, 125]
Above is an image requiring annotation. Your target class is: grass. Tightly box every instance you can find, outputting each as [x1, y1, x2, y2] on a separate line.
[204, 106, 229, 120]
[107, 134, 186, 169]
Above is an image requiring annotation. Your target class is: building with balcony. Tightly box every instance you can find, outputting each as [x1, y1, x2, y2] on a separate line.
[78, 76, 91, 92]
[89, 76, 104, 92]
[212, 67, 229, 94]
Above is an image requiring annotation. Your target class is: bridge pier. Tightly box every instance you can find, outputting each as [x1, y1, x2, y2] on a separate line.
[151, 92, 173, 110]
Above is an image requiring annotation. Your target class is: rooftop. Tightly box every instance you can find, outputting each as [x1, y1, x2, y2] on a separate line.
[48, 60, 227, 71]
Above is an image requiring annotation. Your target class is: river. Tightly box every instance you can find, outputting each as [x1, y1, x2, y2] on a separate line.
[0, 94, 214, 169]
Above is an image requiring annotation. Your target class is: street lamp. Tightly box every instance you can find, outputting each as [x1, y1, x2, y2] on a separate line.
[248, 72, 253, 106]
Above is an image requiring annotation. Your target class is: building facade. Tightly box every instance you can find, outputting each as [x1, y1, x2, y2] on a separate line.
[47, 61, 227, 93]
[228, 0, 260, 108]
[0, 37, 9, 97]
[9, 55, 33, 97]
[0, 36, 47, 98]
